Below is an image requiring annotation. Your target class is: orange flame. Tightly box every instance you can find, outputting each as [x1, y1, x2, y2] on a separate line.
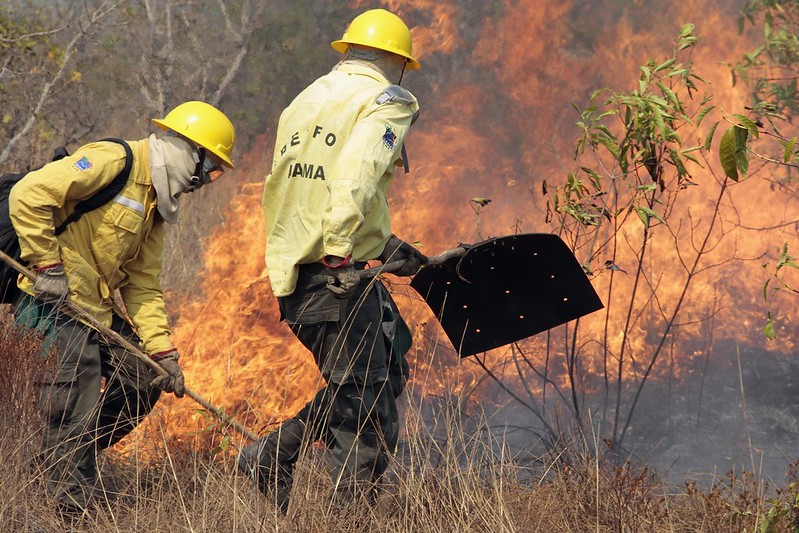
[137, 1, 799, 444]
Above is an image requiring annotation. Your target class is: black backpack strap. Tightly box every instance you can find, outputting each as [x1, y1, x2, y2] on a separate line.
[51, 146, 70, 161]
[54, 138, 133, 236]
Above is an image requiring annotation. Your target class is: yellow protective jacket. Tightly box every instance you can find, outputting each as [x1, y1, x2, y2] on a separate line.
[10, 139, 173, 354]
[262, 61, 420, 297]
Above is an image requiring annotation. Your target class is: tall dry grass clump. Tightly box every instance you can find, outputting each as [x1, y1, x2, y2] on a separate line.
[0, 309, 55, 530]
[0, 310, 791, 532]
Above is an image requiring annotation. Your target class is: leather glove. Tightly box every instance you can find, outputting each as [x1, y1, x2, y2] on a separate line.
[323, 255, 360, 299]
[379, 235, 428, 276]
[325, 264, 360, 300]
[33, 263, 70, 305]
[150, 349, 186, 398]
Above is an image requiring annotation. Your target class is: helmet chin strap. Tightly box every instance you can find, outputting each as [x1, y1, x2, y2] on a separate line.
[184, 148, 212, 193]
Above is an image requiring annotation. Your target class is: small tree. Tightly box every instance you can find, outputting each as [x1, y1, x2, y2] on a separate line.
[473, 24, 755, 454]
[734, 0, 799, 340]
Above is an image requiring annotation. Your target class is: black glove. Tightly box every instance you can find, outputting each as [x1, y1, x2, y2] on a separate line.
[33, 263, 70, 305]
[325, 264, 360, 300]
[379, 235, 428, 276]
[151, 349, 186, 398]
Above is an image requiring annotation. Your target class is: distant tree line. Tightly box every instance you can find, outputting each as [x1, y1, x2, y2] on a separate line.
[0, 0, 355, 169]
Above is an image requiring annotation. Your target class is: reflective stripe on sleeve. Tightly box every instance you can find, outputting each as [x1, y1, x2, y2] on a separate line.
[115, 195, 145, 213]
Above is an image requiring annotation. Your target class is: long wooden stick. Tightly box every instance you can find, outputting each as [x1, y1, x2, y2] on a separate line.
[0, 250, 259, 442]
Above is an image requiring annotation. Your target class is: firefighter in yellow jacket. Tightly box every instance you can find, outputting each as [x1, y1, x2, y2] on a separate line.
[239, 9, 427, 512]
[10, 101, 235, 513]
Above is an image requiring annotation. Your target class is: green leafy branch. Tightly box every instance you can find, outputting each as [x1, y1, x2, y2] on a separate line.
[547, 23, 710, 266]
[717, 115, 758, 182]
[762, 243, 799, 340]
[733, 1, 799, 340]
[756, 480, 799, 533]
[194, 407, 235, 456]
[736, 0, 799, 123]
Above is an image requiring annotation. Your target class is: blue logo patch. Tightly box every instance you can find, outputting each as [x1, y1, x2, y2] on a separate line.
[382, 126, 397, 150]
[74, 156, 92, 171]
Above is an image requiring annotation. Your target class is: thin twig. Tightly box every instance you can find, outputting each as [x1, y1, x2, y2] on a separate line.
[736, 343, 756, 475]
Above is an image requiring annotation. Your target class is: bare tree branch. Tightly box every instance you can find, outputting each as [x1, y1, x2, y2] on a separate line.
[0, 1, 124, 165]
[0, 24, 68, 43]
[212, 0, 268, 106]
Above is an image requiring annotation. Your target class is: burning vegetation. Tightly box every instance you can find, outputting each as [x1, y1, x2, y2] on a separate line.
[154, 0, 799, 475]
[3, 0, 799, 529]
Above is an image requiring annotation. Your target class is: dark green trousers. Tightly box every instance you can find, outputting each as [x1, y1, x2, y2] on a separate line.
[15, 295, 161, 510]
[239, 267, 410, 511]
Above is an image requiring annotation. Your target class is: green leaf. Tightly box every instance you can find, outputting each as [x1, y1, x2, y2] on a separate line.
[734, 126, 749, 178]
[776, 242, 799, 271]
[719, 126, 741, 181]
[656, 82, 683, 112]
[670, 151, 688, 176]
[593, 124, 617, 139]
[635, 206, 651, 229]
[596, 135, 621, 159]
[648, 94, 670, 108]
[653, 58, 676, 73]
[764, 274, 772, 302]
[678, 23, 697, 50]
[764, 315, 776, 341]
[634, 206, 666, 228]
[652, 107, 667, 138]
[211, 435, 231, 455]
[704, 121, 719, 151]
[680, 150, 703, 166]
[680, 145, 703, 154]
[575, 137, 586, 157]
[783, 137, 797, 163]
[580, 166, 602, 190]
[731, 114, 760, 138]
[696, 105, 717, 127]
[666, 68, 688, 79]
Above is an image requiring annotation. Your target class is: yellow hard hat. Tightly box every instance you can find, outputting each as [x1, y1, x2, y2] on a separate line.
[152, 101, 236, 168]
[331, 9, 420, 70]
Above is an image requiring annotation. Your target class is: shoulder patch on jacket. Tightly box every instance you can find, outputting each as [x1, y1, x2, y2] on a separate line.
[382, 126, 398, 150]
[376, 85, 415, 107]
[74, 156, 93, 171]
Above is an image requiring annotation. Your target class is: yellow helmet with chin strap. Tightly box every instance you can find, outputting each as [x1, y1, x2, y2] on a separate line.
[152, 101, 236, 168]
[331, 9, 420, 70]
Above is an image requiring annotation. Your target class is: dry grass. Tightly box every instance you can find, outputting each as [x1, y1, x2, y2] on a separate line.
[0, 314, 795, 533]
